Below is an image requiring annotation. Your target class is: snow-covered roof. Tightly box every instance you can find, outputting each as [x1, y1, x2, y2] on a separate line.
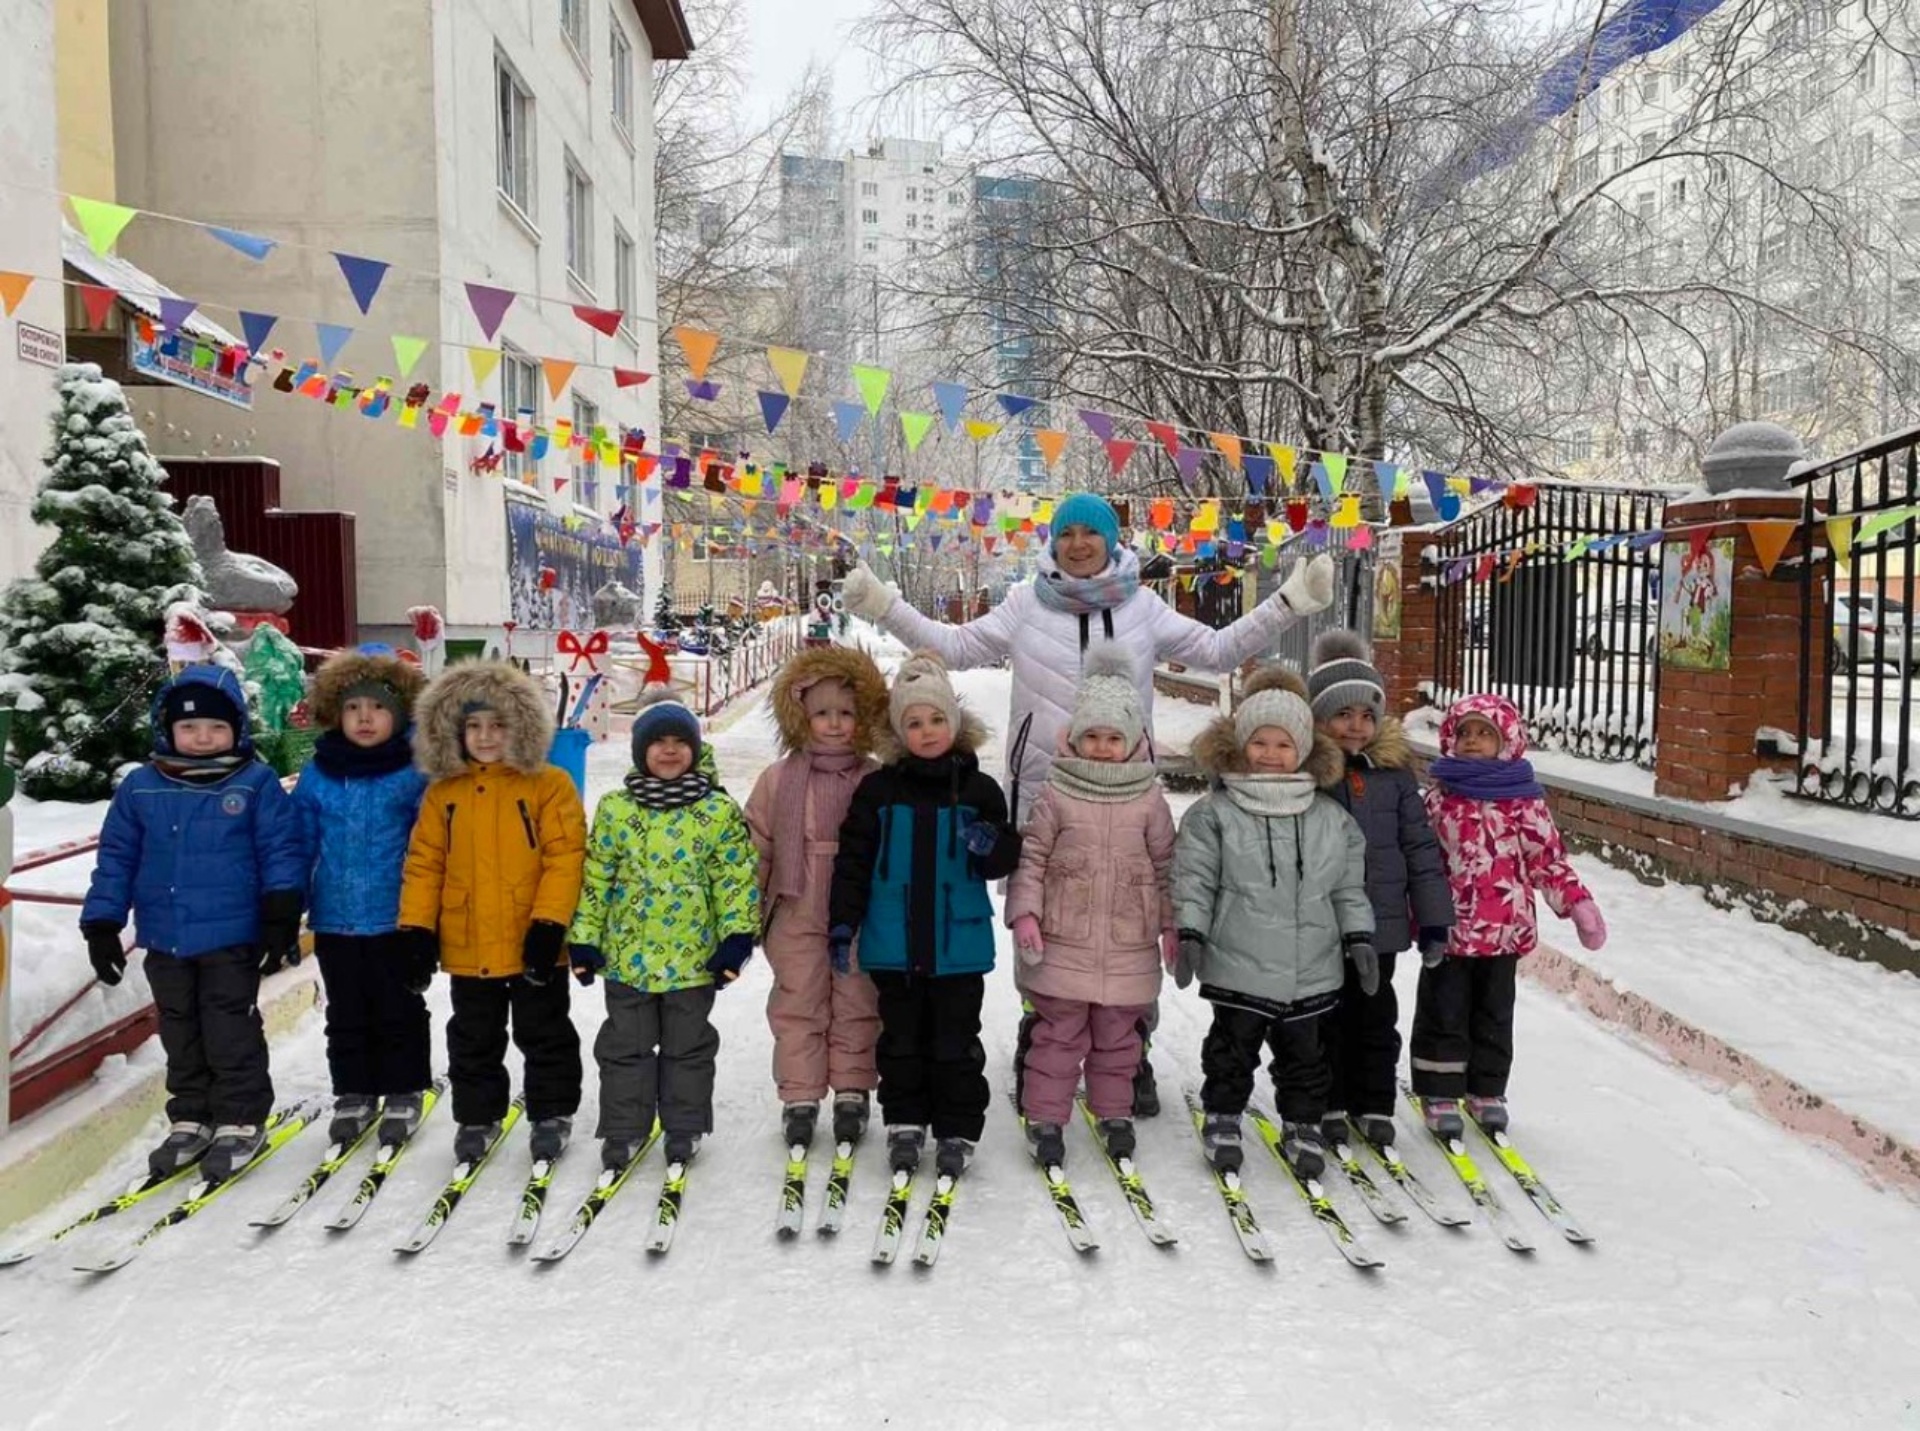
[60, 222, 240, 347]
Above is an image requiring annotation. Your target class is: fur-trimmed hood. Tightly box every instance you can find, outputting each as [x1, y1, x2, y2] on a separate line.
[769, 644, 890, 757]
[310, 646, 427, 729]
[1191, 664, 1343, 789]
[412, 660, 554, 779]
[872, 706, 991, 765]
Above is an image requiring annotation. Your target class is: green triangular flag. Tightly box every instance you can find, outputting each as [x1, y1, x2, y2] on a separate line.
[391, 334, 429, 379]
[852, 363, 892, 416]
[901, 411, 935, 453]
[1322, 451, 1349, 495]
[70, 195, 139, 255]
[1858, 505, 1918, 544]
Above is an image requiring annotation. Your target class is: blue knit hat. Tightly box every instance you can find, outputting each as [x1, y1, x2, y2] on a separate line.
[1050, 493, 1121, 560]
[630, 688, 702, 768]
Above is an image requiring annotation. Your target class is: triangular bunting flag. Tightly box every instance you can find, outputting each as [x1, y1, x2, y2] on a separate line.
[1269, 444, 1297, 487]
[852, 364, 892, 415]
[672, 325, 721, 381]
[1244, 452, 1274, 496]
[205, 225, 276, 260]
[572, 303, 624, 336]
[932, 381, 969, 431]
[469, 347, 502, 386]
[0, 272, 31, 316]
[542, 358, 577, 400]
[1173, 447, 1206, 492]
[964, 419, 1003, 443]
[233, 310, 276, 355]
[1079, 409, 1116, 442]
[158, 296, 198, 335]
[1857, 506, 1917, 545]
[1105, 438, 1137, 477]
[1208, 432, 1244, 469]
[332, 252, 390, 314]
[758, 390, 791, 434]
[685, 378, 722, 402]
[78, 284, 116, 329]
[1374, 460, 1401, 497]
[1746, 520, 1796, 578]
[998, 394, 1039, 421]
[1687, 527, 1715, 559]
[316, 322, 354, 368]
[767, 346, 809, 397]
[1312, 460, 1335, 503]
[901, 412, 935, 453]
[614, 367, 651, 388]
[464, 282, 516, 341]
[69, 196, 138, 255]
[391, 334, 428, 378]
[1034, 429, 1069, 468]
[1323, 452, 1349, 494]
[833, 400, 865, 443]
[1146, 421, 1182, 460]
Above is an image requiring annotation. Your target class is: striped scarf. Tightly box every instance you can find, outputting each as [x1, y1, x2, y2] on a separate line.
[623, 770, 715, 810]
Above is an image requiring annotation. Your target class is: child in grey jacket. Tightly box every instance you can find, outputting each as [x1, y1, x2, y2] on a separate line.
[1173, 665, 1374, 1180]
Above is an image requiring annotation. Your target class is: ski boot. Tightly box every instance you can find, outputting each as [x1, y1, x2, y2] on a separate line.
[831, 1090, 871, 1145]
[147, 1121, 213, 1178]
[1422, 1097, 1465, 1141]
[1097, 1117, 1136, 1162]
[1280, 1122, 1327, 1181]
[934, 1137, 975, 1179]
[1025, 1120, 1067, 1169]
[1320, 1109, 1350, 1151]
[202, 1124, 265, 1182]
[1465, 1095, 1509, 1135]
[377, 1090, 426, 1147]
[782, 1100, 820, 1151]
[663, 1131, 701, 1167]
[1130, 1058, 1161, 1118]
[602, 1136, 647, 1173]
[886, 1124, 925, 1174]
[1354, 1113, 1397, 1150]
[328, 1096, 379, 1147]
[1202, 1112, 1244, 1174]
[453, 1121, 501, 1166]
[529, 1116, 571, 1163]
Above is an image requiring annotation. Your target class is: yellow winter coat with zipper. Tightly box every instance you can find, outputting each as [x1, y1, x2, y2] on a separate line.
[398, 661, 586, 978]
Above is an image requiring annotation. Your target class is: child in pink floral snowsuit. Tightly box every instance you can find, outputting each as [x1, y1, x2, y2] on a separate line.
[1410, 694, 1606, 1139]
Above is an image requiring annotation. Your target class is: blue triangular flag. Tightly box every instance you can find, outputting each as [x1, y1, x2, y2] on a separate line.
[758, 390, 791, 434]
[685, 378, 722, 402]
[333, 252, 391, 315]
[1244, 452, 1274, 496]
[997, 393, 1039, 421]
[833, 399, 865, 444]
[238, 310, 278, 355]
[315, 322, 353, 368]
[206, 225, 276, 260]
[1311, 460, 1335, 503]
[932, 381, 968, 432]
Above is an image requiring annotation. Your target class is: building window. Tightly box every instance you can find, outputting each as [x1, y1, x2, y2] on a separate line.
[1638, 129, 1661, 161]
[500, 345, 543, 486]
[613, 224, 635, 335]
[862, 238, 877, 253]
[861, 181, 878, 197]
[947, 190, 962, 206]
[1639, 70, 1659, 103]
[906, 186, 918, 202]
[573, 394, 601, 507]
[561, 0, 588, 60]
[1636, 189, 1656, 220]
[906, 214, 918, 231]
[610, 17, 633, 134]
[861, 208, 879, 225]
[497, 56, 535, 218]
[565, 153, 593, 285]
[1554, 431, 1593, 465]
[1669, 176, 1687, 205]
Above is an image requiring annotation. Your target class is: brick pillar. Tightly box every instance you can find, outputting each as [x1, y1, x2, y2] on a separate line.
[1654, 493, 1824, 802]
[1374, 528, 1448, 716]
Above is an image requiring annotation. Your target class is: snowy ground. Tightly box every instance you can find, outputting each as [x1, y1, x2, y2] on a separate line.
[3, 665, 1919, 1429]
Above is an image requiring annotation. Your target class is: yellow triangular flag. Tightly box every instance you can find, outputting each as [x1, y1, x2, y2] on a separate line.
[767, 346, 809, 396]
[1269, 443, 1297, 486]
[964, 419, 1002, 442]
[69, 195, 139, 255]
[1746, 520, 1795, 578]
[469, 348, 502, 386]
[1827, 515, 1855, 571]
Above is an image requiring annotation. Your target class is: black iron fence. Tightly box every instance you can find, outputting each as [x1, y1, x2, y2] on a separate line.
[1791, 424, 1920, 817]
[1429, 484, 1668, 764]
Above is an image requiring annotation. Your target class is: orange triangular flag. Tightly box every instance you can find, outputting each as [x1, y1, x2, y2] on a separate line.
[0, 272, 31, 316]
[1034, 429, 1069, 468]
[1208, 432, 1244, 470]
[1746, 520, 1795, 578]
[673, 325, 720, 382]
[542, 358, 577, 399]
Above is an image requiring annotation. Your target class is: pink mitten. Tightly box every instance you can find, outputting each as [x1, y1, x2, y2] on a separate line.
[1570, 900, 1607, 951]
[1012, 914, 1045, 967]
[1160, 928, 1180, 973]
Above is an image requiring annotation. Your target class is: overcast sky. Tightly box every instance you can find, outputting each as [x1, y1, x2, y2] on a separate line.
[738, 0, 881, 128]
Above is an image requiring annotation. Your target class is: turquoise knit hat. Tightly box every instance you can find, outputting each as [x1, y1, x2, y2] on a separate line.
[1050, 492, 1121, 560]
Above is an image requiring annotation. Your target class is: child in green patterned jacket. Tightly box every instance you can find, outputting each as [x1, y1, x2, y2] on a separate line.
[567, 688, 759, 1171]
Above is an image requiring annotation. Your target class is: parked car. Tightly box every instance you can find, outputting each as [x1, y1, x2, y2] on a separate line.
[1832, 595, 1914, 670]
[1579, 600, 1658, 659]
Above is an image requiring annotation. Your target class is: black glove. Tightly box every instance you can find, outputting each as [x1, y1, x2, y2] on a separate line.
[961, 818, 1001, 858]
[520, 920, 567, 987]
[706, 932, 755, 987]
[257, 890, 305, 975]
[828, 924, 855, 976]
[1344, 935, 1380, 997]
[1175, 929, 1206, 992]
[395, 926, 439, 993]
[1417, 926, 1450, 970]
[83, 922, 127, 987]
[570, 943, 606, 987]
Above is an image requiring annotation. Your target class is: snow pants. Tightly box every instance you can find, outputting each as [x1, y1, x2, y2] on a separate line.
[1013, 999, 1158, 1112]
[870, 971, 988, 1142]
[314, 932, 432, 1098]
[146, 947, 273, 1126]
[1199, 994, 1334, 1124]
[1322, 949, 1401, 1119]
[1410, 953, 1518, 1099]
[594, 982, 719, 1140]
[1018, 994, 1153, 1125]
[763, 907, 879, 1103]
[446, 972, 582, 1125]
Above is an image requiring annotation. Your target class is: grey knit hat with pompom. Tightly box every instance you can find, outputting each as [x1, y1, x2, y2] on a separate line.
[1067, 641, 1145, 750]
[1307, 630, 1386, 721]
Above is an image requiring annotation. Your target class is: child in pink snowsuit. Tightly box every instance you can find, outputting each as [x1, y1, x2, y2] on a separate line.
[1411, 694, 1606, 1138]
[743, 645, 890, 1151]
[1005, 643, 1175, 1169]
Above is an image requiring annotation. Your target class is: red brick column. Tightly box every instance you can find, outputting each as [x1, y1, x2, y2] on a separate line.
[1374, 528, 1449, 716]
[1654, 494, 1824, 802]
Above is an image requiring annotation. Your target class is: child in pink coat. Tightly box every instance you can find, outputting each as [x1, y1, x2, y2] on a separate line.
[743, 645, 890, 1152]
[1412, 694, 1606, 1138]
[1006, 644, 1175, 1170]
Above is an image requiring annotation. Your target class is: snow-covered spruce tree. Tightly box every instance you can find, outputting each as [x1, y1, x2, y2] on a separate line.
[0, 364, 204, 800]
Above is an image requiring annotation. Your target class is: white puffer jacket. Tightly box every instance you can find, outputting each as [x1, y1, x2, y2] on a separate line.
[851, 555, 1332, 819]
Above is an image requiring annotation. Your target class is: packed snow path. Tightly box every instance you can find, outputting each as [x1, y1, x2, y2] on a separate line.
[4, 668, 1919, 1429]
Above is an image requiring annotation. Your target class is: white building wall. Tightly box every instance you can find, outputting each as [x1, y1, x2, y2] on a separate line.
[0, 0, 64, 593]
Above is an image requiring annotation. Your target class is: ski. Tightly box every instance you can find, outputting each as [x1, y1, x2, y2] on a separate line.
[1, 1159, 207, 1268]
[1470, 1115, 1595, 1245]
[776, 1142, 809, 1239]
[75, 1101, 322, 1274]
[1247, 1105, 1385, 1271]
[529, 1125, 661, 1264]
[816, 1142, 857, 1237]
[1019, 1117, 1098, 1254]
[1076, 1097, 1176, 1247]
[251, 1105, 385, 1230]
[1352, 1126, 1472, 1228]
[324, 1078, 448, 1233]
[1323, 1127, 1408, 1227]
[1184, 1088, 1274, 1263]
[392, 1096, 524, 1256]
[911, 1171, 961, 1267]
[506, 1149, 566, 1249]
[1402, 1084, 1535, 1254]
[871, 1168, 915, 1265]
[643, 1152, 695, 1255]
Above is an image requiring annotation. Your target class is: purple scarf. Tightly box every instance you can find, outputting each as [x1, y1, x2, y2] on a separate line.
[1429, 756, 1545, 801]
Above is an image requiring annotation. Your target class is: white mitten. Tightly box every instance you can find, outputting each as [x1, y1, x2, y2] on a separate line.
[1278, 552, 1335, 615]
[841, 562, 898, 622]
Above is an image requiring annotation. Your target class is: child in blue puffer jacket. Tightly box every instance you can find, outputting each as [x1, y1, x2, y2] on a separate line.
[291, 645, 433, 1149]
[80, 665, 306, 1182]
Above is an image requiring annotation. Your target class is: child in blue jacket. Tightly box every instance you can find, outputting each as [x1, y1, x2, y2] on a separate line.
[80, 665, 306, 1182]
[291, 646, 433, 1149]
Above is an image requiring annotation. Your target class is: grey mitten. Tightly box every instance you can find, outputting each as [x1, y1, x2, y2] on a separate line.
[1175, 930, 1206, 992]
[1345, 935, 1380, 997]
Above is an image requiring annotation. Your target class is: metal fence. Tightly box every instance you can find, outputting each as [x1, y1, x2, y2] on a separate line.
[1791, 424, 1920, 817]
[1429, 484, 1668, 764]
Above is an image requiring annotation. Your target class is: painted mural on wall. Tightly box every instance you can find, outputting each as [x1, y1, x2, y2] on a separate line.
[1659, 536, 1733, 672]
[505, 500, 646, 631]
[1373, 534, 1403, 640]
